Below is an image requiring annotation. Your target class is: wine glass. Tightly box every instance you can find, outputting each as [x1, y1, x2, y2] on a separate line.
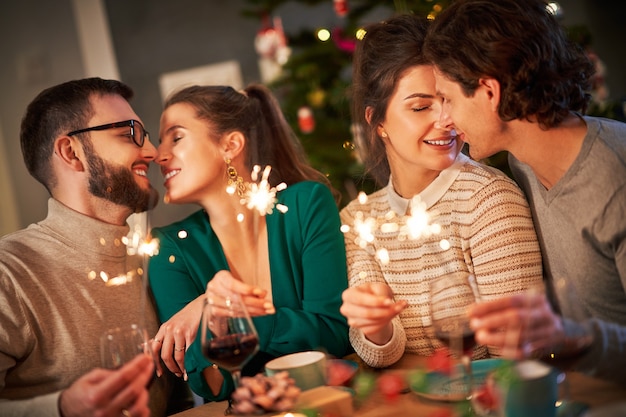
[429, 271, 480, 402]
[200, 292, 260, 389]
[101, 324, 151, 369]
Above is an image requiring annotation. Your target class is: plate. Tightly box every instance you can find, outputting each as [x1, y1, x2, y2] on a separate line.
[410, 358, 504, 402]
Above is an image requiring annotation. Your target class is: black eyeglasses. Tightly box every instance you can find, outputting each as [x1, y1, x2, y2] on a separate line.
[67, 119, 149, 148]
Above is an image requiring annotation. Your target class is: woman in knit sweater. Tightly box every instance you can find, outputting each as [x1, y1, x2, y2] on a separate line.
[339, 14, 544, 368]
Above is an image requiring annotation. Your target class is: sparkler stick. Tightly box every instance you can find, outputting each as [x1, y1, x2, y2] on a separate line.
[228, 165, 288, 290]
[123, 212, 159, 334]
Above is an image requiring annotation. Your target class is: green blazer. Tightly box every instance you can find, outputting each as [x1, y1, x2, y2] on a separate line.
[148, 181, 351, 400]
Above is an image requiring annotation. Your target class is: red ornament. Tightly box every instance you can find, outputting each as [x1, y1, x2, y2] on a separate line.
[333, 0, 348, 17]
[376, 373, 405, 402]
[472, 372, 501, 414]
[255, 16, 288, 61]
[298, 106, 315, 134]
[331, 27, 356, 53]
[427, 347, 454, 375]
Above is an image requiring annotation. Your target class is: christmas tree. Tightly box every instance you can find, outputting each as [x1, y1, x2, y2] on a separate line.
[243, 0, 452, 206]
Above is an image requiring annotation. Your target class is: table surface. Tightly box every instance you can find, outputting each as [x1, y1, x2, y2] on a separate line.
[171, 354, 626, 417]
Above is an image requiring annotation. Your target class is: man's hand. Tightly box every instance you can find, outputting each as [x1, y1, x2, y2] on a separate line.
[469, 292, 565, 359]
[58, 354, 153, 417]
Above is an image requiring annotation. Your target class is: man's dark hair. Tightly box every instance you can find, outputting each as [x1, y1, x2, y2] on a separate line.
[424, 0, 594, 129]
[20, 77, 133, 192]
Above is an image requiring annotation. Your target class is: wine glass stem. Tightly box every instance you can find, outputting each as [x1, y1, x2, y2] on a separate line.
[232, 369, 242, 388]
[462, 354, 474, 400]
[225, 369, 242, 416]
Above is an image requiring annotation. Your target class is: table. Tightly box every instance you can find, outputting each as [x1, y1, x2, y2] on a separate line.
[171, 354, 626, 417]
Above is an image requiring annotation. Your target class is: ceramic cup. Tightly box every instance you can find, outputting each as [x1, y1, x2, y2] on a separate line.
[265, 351, 327, 391]
[498, 359, 558, 417]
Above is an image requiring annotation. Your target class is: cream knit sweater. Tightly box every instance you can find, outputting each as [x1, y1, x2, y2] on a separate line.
[341, 154, 543, 367]
[0, 199, 171, 416]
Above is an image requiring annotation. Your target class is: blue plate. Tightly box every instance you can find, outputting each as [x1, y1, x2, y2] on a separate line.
[410, 358, 504, 402]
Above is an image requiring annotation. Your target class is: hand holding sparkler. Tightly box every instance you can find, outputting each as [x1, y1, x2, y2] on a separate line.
[206, 271, 276, 317]
[340, 282, 408, 345]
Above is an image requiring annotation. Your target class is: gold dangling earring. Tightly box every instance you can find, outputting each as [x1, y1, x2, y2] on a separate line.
[225, 158, 246, 198]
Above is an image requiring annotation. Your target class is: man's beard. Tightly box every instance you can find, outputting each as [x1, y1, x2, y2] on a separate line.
[85, 151, 159, 213]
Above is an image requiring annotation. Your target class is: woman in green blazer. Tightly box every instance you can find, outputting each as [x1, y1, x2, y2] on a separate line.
[148, 84, 351, 401]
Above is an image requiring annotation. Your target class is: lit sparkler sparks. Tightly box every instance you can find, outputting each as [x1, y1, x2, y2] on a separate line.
[341, 192, 445, 266]
[238, 165, 288, 217]
[93, 214, 160, 287]
[123, 223, 160, 257]
[228, 165, 289, 290]
[399, 195, 441, 241]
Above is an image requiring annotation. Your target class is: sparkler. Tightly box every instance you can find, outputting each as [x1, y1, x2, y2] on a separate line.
[341, 192, 446, 266]
[243, 165, 288, 216]
[124, 212, 158, 332]
[229, 165, 289, 291]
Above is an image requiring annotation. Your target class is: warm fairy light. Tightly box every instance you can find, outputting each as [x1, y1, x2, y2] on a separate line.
[317, 28, 331, 42]
[242, 165, 287, 216]
[546, 2, 562, 16]
[356, 28, 367, 40]
[439, 239, 450, 250]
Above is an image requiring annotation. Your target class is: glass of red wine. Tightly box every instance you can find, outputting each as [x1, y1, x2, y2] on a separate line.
[200, 292, 260, 390]
[429, 271, 481, 402]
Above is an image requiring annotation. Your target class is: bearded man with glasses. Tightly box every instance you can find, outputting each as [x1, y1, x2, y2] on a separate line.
[0, 78, 191, 417]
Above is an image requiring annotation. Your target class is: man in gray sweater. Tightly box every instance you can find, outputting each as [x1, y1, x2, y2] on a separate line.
[0, 78, 180, 416]
[424, 0, 626, 385]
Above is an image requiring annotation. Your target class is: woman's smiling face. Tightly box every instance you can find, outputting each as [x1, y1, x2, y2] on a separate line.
[157, 102, 226, 205]
[379, 64, 463, 179]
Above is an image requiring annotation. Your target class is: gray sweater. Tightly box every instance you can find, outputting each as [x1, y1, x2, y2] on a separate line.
[0, 199, 171, 416]
[510, 115, 626, 385]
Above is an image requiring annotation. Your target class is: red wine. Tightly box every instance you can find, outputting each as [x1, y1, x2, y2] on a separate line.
[435, 326, 476, 354]
[202, 333, 259, 370]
